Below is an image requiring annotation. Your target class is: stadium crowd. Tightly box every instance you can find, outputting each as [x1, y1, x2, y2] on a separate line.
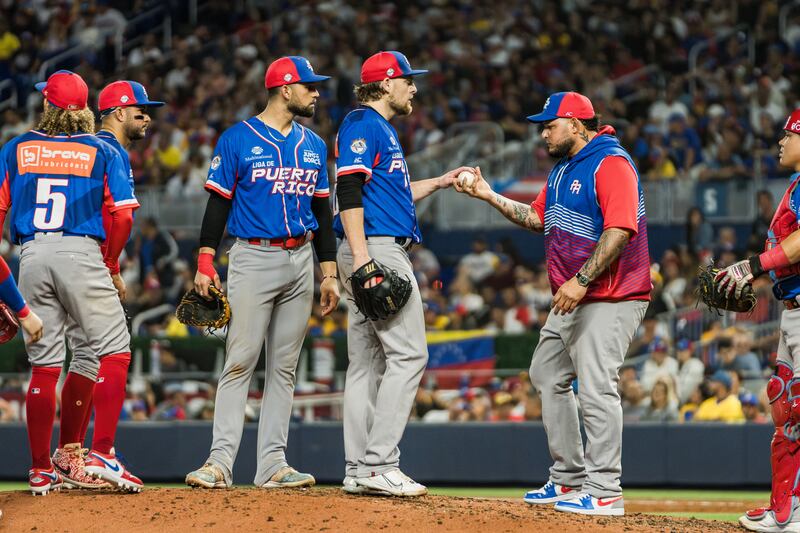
[1, 0, 798, 425]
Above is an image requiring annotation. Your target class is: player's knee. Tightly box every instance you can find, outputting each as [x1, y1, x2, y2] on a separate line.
[769, 362, 794, 427]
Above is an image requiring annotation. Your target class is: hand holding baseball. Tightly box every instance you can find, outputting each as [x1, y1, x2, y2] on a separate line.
[455, 166, 492, 200]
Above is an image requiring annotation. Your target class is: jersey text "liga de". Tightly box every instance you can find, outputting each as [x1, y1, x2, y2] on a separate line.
[333, 107, 420, 242]
[205, 117, 329, 239]
[0, 130, 139, 243]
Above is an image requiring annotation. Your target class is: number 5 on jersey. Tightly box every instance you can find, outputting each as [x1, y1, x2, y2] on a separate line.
[34, 178, 68, 230]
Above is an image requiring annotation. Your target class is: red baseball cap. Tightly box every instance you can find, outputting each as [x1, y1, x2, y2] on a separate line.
[98, 81, 165, 113]
[526, 92, 595, 123]
[265, 56, 330, 89]
[360, 51, 428, 84]
[34, 70, 88, 111]
[784, 109, 800, 134]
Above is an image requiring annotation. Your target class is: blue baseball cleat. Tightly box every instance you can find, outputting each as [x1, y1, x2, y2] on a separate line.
[523, 480, 579, 504]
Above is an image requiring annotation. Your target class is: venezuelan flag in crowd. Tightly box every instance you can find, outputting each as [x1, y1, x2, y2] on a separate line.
[425, 330, 495, 388]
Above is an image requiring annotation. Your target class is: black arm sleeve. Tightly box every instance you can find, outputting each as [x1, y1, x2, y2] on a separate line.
[336, 172, 366, 211]
[311, 195, 337, 263]
[199, 191, 232, 250]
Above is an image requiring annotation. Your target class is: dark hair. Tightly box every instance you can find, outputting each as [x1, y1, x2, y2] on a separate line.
[578, 115, 600, 132]
[354, 81, 388, 103]
[267, 87, 281, 99]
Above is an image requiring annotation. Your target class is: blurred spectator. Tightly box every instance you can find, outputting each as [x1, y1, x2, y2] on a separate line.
[490, 391, 524, 422]
[641, 339, 678, 392]
[685, 207, 713, 257]
[133, 217, 179, 290]
[165, 162, 206, 199]
[693, 370, 745, 423]
[749, 190, 775, 252]
[676, 339, 704, 404]
[458, 237, 499, 285]
[640, 378, 679, 423]
[740, 392, 768, 424]
[621, 378, 647, 422]
[697, 143, 747, 181]
[731, 330, 763, 379]
[679, 386, 703, 422]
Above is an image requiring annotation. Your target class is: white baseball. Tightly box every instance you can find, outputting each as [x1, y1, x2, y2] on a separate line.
[457, 170, 475, 188]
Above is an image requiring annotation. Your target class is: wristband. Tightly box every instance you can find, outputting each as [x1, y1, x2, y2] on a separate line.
[198, 252, 217, 278]
[17, 304, 30, 319]
[756, 245, 791, 274]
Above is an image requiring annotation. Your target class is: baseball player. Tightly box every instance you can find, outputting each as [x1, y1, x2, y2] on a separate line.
[50, 80, 164, 492]
[0, 70, 139, 495]
[335, 51, 472, 497]
[456, 92, 650, 515]
[185, 56, 339, 489]
[717, 109, 800, 532]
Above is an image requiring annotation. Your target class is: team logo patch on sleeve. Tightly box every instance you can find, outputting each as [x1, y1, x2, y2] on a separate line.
[210, 155, 221, 170]
[350, 138, 367, 155]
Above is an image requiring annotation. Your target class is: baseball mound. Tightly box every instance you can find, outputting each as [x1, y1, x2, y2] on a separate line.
[0, 487, 743, 532]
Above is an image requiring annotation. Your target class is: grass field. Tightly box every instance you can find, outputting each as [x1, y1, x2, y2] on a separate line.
[0, 482, 765, 523]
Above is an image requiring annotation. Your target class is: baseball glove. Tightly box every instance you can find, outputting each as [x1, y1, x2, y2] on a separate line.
[0, 302, 19, 343]
[696, 265, 756, 314]
[176, 285, 231, 329]
[350, 259, 412, 321]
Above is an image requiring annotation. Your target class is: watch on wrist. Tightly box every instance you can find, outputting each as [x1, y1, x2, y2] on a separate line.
[575, 272, 590, 287]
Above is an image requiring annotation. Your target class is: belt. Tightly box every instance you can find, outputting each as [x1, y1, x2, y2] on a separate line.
[245, 232, 313, 250]
[19, 231, 99, 244]
[785, 298, 800, 310]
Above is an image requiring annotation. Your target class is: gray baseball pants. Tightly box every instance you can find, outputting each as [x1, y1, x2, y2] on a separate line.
[530, 299, 647, 498]
[337, 237, 428, 478]
[206, 239, 313, 486]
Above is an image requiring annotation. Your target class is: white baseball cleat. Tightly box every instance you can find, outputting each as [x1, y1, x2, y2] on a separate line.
[355, 469, 427, 497]
[739, 508, 800, 532]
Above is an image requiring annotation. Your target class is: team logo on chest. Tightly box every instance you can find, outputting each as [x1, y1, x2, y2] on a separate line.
[569, 180, 582, 194]
[251, 146, 263, 155]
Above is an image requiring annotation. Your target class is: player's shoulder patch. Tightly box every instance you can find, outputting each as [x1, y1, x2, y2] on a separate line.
[350, 138, 367, 155]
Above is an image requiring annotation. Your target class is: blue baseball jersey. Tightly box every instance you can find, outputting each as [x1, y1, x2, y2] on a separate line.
[333, 107, 420, 242]
[0, 130, 139, 244]
[96, 130, 135, 189]
[204, 117, 330, 239]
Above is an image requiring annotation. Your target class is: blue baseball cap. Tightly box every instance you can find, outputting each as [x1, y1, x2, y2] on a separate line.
[360, 51, 428, 83]
[98, 80, 165, 112]
[739, 391, 757, 406]
[265, 56, 330, 89]
[710, 370, 732, 389]
[527, 91, 595, 123]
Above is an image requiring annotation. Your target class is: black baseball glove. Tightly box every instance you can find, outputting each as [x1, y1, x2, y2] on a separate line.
[350, 259, 412, 321]
[696, 265, 756, 314]
[176, 285, 231, 329]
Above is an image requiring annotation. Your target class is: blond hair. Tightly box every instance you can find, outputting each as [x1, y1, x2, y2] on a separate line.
[36, 106, 95, 136]
[354, 81, 388, 104]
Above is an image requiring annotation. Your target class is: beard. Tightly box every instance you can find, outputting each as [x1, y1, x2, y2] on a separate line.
[547, 137, 575, 158]
[388, 96, 412, 116]
[289, 101, 315, 118]
[125, 123, 147, 141]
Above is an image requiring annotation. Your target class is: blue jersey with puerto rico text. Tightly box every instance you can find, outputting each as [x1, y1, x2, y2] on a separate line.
[204, 117, 329, 239]
[0, 130, 139, 244]
[333, 107, 421, 242]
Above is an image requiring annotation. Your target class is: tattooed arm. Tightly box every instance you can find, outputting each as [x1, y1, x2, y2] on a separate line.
[577, 228, 632, 282]
[486, 193, 544, 233]
[454, 166, 543, 233]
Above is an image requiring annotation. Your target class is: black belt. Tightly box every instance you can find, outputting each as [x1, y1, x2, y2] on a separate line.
[367, 235, 414, 250]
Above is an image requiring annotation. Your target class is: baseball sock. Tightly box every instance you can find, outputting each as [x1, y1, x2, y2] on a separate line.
[77, 395, 94, 446]
[92, 353, 130, 454]
[26, 366, 61, 470]
[58, 372, 95, 448]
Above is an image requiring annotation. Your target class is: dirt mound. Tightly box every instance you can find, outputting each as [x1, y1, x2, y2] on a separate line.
[0, 487, 742, 532]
